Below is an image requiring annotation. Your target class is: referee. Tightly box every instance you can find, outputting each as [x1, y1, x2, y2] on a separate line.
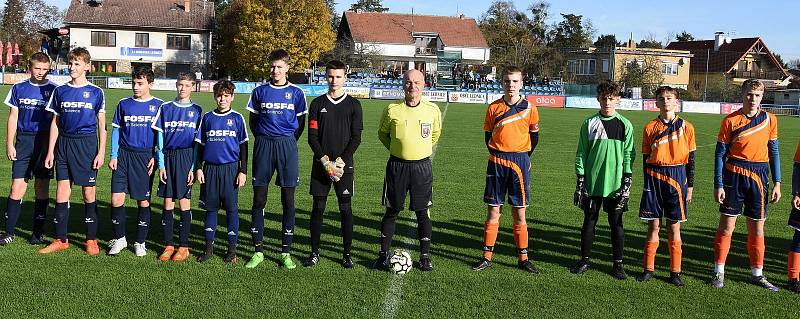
[373, 69, 442, 271]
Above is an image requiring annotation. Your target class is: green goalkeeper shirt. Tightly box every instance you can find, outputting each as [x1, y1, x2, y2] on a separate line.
[575, 111, 635, 197]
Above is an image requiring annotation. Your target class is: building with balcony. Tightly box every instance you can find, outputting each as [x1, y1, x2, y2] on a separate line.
[63, 0, 214, 77]
[666, 33, 790, 92]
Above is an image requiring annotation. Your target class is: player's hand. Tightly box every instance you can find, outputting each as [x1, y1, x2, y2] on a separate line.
[108, 158, 118, 171]
[236, 173, 246, 187]
[147, 158, 155, 176]
[793, 195, 800, 210]
[44, 152, 54, 169]
[770, 182, 781, 203]
[187, 170, 195, 186]
[159, 168, 167, 184]
[573, 175, 588, 208]
[93, 153, 104, 170]
[613, 174, 632, 211]
[320, 155, 340, 182]
[714, 187, 725, 204]
[195, 169, 205, 184]
[333, 157, 346, 179]
[686, 187, 694, 205]
[6, 144, 16, 161]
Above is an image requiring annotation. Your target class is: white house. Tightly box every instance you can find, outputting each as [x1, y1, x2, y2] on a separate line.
[337, 11, 490, 74]
[64, 0, 214, 77]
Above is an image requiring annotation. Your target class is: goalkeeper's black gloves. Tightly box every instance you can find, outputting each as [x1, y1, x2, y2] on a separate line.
[613, 173, 633, 212]
[574, 175, 588, 208]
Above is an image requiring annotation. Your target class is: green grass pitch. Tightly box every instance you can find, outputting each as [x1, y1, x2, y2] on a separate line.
[1, 86, 799, 317]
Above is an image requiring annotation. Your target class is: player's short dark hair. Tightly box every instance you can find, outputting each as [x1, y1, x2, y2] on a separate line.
[503, 65, 523, 77]
[596, 81, 622, 97]
[176, 72, 196, 83]
[268, 49, 290, 64]
[67, 47, 91, 64]
[655, 86, 679, 99]
[213, 80, 235, 96]
[741, 79, 765, 93]
[326, 60, 346, 72]
[132, 67, 155, 83]
[28, 52, 51, 67]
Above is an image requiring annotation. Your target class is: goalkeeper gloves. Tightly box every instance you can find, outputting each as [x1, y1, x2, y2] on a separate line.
[319, 155, 346, 182]
[613, 173, 633, 211]
[574, 175, 588, 208]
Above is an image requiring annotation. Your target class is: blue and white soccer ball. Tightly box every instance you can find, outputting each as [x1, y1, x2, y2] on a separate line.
[389, 249, 413, 274]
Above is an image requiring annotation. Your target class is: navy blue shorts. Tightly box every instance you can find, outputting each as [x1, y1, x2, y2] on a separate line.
[111, 146, 154, 201]
[252, 136, 298, 188]
[55, 133, 98, 186]
[199, 162, 239, 212]
[639, 165, 688, 222]
[11, 131, 52, 180]
[483, 152, 530, 207]
[157, 148, 194, 199]
[789, 208, 800, 231]
[310, 161, 354, 198]
[720, 160, 770, 220]
[382, 156, 432, 212]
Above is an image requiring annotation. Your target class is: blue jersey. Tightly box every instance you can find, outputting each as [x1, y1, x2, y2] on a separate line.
[246, 82, 307, 137]
[45, 82, 105, 135]
[195, 109, 248, 165]
[112, 96, 164, 149]
[4, 79, 57, 133]
[151, 101, 202, 149]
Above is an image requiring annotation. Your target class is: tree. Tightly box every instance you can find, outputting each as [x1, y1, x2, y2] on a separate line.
[617, 55, 664, 98]
[479, 1, 532, 67]
[0, 0, 64, 66]
[774, 53, 788, 69]
[216, 0, 335, 80]
[548, 13, 595, 48]
[637, 33, 662, 49]
[675, 30, 695, 42]
[787, 58, 800, 70]
[594, 34, 620, 49]
[349, 0, 388, 12]
[1, 0, 24, 40]
[325, 0, 340, 31]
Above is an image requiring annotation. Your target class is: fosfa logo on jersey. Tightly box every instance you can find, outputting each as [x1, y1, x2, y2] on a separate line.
[17, 98, 46, 107]
[421, 122, 432, 138]
[208, 130, 237, 137]
[61, 101, 94, 110]
[83, 91, 90, 99]
[260, 102, 295, 111]
[124, 115, 155, 123]
[164, 121, 197, 129]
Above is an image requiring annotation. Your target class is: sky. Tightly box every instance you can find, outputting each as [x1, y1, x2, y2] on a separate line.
[45, 0, 800, 61]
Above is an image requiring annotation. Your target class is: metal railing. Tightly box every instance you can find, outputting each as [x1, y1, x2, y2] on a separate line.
[732, 70, 786, 80]
[761, 104, 800, 116]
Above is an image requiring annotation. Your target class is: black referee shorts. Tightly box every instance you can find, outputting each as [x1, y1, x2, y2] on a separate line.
[381, 156, 432, 212]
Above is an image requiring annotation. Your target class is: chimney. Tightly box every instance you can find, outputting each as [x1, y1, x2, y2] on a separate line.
[714, 32, 725, 51]
[184, 0, 190, 12]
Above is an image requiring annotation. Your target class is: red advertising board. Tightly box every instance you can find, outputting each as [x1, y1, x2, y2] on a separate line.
[643, 100, 658, 111]
[720, 103, 743, 114]
[527, 95, 565, 108]
[199, 80, 218, 93]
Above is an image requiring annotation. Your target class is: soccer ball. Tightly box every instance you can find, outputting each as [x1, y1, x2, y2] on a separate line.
[389, 249, 413, 274]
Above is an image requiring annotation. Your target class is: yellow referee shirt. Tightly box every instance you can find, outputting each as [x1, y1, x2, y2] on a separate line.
[378, 99, 442, 160]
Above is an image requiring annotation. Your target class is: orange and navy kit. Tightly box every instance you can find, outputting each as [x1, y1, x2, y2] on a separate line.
[715, 110, 780, 220]
[482, 97, 539, 207]
[639, 116, 696, 222]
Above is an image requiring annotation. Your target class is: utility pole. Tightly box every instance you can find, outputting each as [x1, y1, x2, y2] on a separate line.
[703, 48, 710, 102]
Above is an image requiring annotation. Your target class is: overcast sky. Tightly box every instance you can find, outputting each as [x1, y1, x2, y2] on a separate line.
[45, 0, 800, 62]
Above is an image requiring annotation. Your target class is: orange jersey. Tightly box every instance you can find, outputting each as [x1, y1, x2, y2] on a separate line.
[794, 140, 800, 163]
[717, 110, 778, 163]
[642, 116, 696, 166]
[483, 97, 539, 153]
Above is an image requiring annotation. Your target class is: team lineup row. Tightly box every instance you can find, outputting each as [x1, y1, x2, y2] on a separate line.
[4, 48, 800, 292]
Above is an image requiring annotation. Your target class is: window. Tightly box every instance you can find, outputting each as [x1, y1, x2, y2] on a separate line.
[569, 59, 596, 75]
[90, 31, 116, 47]
[602, 59, 609, 73]
[91, 61, 116, 73]
[167, 34, 191, 50]
[135, 33, 149, 48]
[662, 62, 679, 75]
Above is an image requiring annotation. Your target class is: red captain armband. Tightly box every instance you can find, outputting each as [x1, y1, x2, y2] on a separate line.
[309, 119, 318, 129]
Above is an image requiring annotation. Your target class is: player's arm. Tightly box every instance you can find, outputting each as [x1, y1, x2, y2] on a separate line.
[94, 112, 107, 170]
[248, 112, 258, 136]
[109, 126, 120, 170]
[768, 138, 781, 203]
[294, 90, 307, 141]
[377, 107, 391, 150]
[294, 114, 306, 141]
[307, 102, 324, 159]
[793, 157, 800, 209]
[237, 140, 248, 187]
[6, 107, 18, 161]
[528, 132, 539, 156]
[340, 101, 363, 161]
[574, 120, 589, 207]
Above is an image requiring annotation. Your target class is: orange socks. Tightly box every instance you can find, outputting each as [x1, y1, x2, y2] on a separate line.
[714, 231, 732, 266]
[747, 234, 765, 269]
[643, 240, 659, 272]
[788, 252, 800, 280]
[513, 223, 529, 262]
[668, 240, 682, 273]
[482, 222, 499, 260]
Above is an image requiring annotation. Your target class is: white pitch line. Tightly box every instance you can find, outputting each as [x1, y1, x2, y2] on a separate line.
[379, 101, 450, 319]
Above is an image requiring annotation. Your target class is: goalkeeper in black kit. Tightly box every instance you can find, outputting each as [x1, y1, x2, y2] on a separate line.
[304, 60, 363, 268]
